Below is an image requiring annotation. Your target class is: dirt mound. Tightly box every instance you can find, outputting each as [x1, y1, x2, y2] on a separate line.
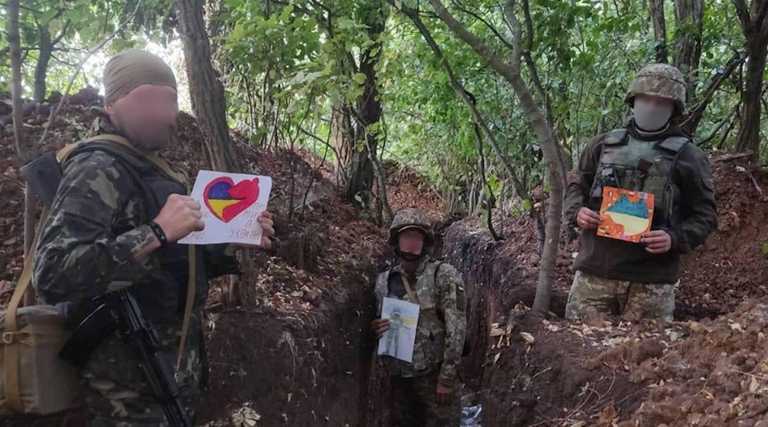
[439, 154, 768, 426]
[440, 214, 574, 320]
[383, 160, 445, 220]
[677, 158, 768, 319]
[620, 302, 768, 426]
[0, 91, 390, 425]
[1, 88, 103, 287]
[479, 309, 658, 426]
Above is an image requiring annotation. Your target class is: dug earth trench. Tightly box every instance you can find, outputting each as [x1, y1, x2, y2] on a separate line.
[436, 156, 768, 426]
[3, 90, 768, 426]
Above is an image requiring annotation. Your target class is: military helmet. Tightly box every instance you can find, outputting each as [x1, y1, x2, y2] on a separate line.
[388, 208, 434, 246]
[625, 63, 686, 114]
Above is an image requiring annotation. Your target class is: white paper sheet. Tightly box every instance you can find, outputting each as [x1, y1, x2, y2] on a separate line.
[377, 297, 420, 363]
[178, 170, 272, 245]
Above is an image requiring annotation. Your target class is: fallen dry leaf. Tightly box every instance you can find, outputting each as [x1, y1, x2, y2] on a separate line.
[520, 332, 535, 345]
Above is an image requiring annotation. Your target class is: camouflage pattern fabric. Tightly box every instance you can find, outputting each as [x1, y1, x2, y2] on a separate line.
[389, 371, 460, 427]
[625, 63, 687, 113]
[374, 258, 466, 387]
[564, 124, 716, 284]
[32, 130, 233, 425]
[565, 270, 676, 322]
[388, 208, 434, 246]
[83, 315, 204, 426]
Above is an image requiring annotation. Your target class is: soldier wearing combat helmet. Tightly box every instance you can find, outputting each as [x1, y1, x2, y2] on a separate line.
[564, 63, 717, 322]
[371, 208, 467, 426]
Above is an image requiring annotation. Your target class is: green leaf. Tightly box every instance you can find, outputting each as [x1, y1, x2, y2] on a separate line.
[352, 73, 367, 85]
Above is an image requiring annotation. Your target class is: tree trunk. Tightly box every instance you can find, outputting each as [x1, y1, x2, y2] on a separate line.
[425, 0, 565, 315]
[736, 36, 768, 154]
[354, 3, 388, 211]
[649, 0, 668, 63]
[34, 25, 53, 102]
[331, 103, 356, 189]
[176, 0, 237, 172]
[681, 52, 743, 134]
[177, 0, 239, 305]
[673, 0, 704, 102]
[332, 2, 388, 207]
[8, 0, 36, 305]
[7, 0, 25, 161]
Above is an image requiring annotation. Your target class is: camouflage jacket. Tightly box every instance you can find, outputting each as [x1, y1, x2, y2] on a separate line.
[564, 123, 717, 283]
[32, 131, 238, 328]
[374, 258, 466, 386]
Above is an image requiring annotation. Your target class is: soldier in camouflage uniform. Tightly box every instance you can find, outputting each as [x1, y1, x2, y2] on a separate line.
[32, 49, 274, 425]
[371, 208, 467, 426]
[564, 63, 717, 322]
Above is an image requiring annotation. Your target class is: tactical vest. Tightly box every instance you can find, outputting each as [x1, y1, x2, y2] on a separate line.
[63, 141, 206, 324]
[589, 129, 690, 227]
[2, 136, 200, 415]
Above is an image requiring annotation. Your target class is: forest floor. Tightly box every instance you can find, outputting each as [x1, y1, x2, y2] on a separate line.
[1, 90, 768, 426]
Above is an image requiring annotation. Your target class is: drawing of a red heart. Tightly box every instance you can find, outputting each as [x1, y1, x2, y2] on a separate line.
[203, 177, 260, 223]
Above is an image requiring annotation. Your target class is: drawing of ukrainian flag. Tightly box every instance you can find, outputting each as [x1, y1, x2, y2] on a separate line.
[206, 181, 240, 219]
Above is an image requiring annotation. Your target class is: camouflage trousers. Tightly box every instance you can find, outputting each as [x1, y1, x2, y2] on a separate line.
[82, 318, 205, 426]
[390, 371, 460, 427]
[565, 270, 677, 322]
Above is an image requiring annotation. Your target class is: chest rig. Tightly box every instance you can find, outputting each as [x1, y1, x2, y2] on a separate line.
[589, 129, 689, 226]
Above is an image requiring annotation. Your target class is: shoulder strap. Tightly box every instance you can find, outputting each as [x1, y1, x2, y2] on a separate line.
[61, 134, 188, 186]
[61, 134, 196, 372]
[3, 207, 49, 411]
[602, 129, 629, 146]
[400, 274, 420, 305]
[656, 136, 690, 153]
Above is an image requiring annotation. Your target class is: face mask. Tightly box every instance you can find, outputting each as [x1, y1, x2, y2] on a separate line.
[633, 98, 673, 132]
[396, 248, 424, 262]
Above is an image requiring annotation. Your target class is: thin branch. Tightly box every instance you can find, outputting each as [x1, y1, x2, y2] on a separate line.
[37, 1, 143, 147]
[450, 0, 514, 51]
[300, 115, 332, 219]
[393, 0, 527, 198]
[50, 52, 77, 67]
[7, 0, 26, 161]
[473, 121, 503, 240]
[681, 51, 745, 133]
[697, 102, 739, 148]
[52, 19, 71, 45]
[298, 125, 342, 161]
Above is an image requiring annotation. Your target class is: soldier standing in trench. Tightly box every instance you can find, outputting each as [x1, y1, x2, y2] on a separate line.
[564, 63, 717, 322]
[371, 208, 467, 426]
[32, 49, 275, 425]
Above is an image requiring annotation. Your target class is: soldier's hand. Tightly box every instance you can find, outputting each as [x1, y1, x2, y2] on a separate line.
[371, 319, 390, 338]
[641, 230, 672, 254]
[436, 382, 453, 404]
[153, 194, 205, 242]
[576, 207, 602, 230]
[258, 211, 275, 250]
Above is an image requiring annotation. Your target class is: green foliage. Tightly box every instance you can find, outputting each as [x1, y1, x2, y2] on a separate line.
[213, 0, 751, 212]
[0, 0, 172, 96]
[1, 0, 757, 215]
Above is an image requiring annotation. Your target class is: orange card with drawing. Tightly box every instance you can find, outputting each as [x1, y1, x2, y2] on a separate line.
[597, 187, 654, 243]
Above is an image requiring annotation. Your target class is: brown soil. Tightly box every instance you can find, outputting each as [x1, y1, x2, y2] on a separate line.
[677, 157, 768, 319]
[383, 160, 446, 221]
[0, 92, 392, 425]
[4, 90, 768, 427]
[436, 154, 768, 426]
